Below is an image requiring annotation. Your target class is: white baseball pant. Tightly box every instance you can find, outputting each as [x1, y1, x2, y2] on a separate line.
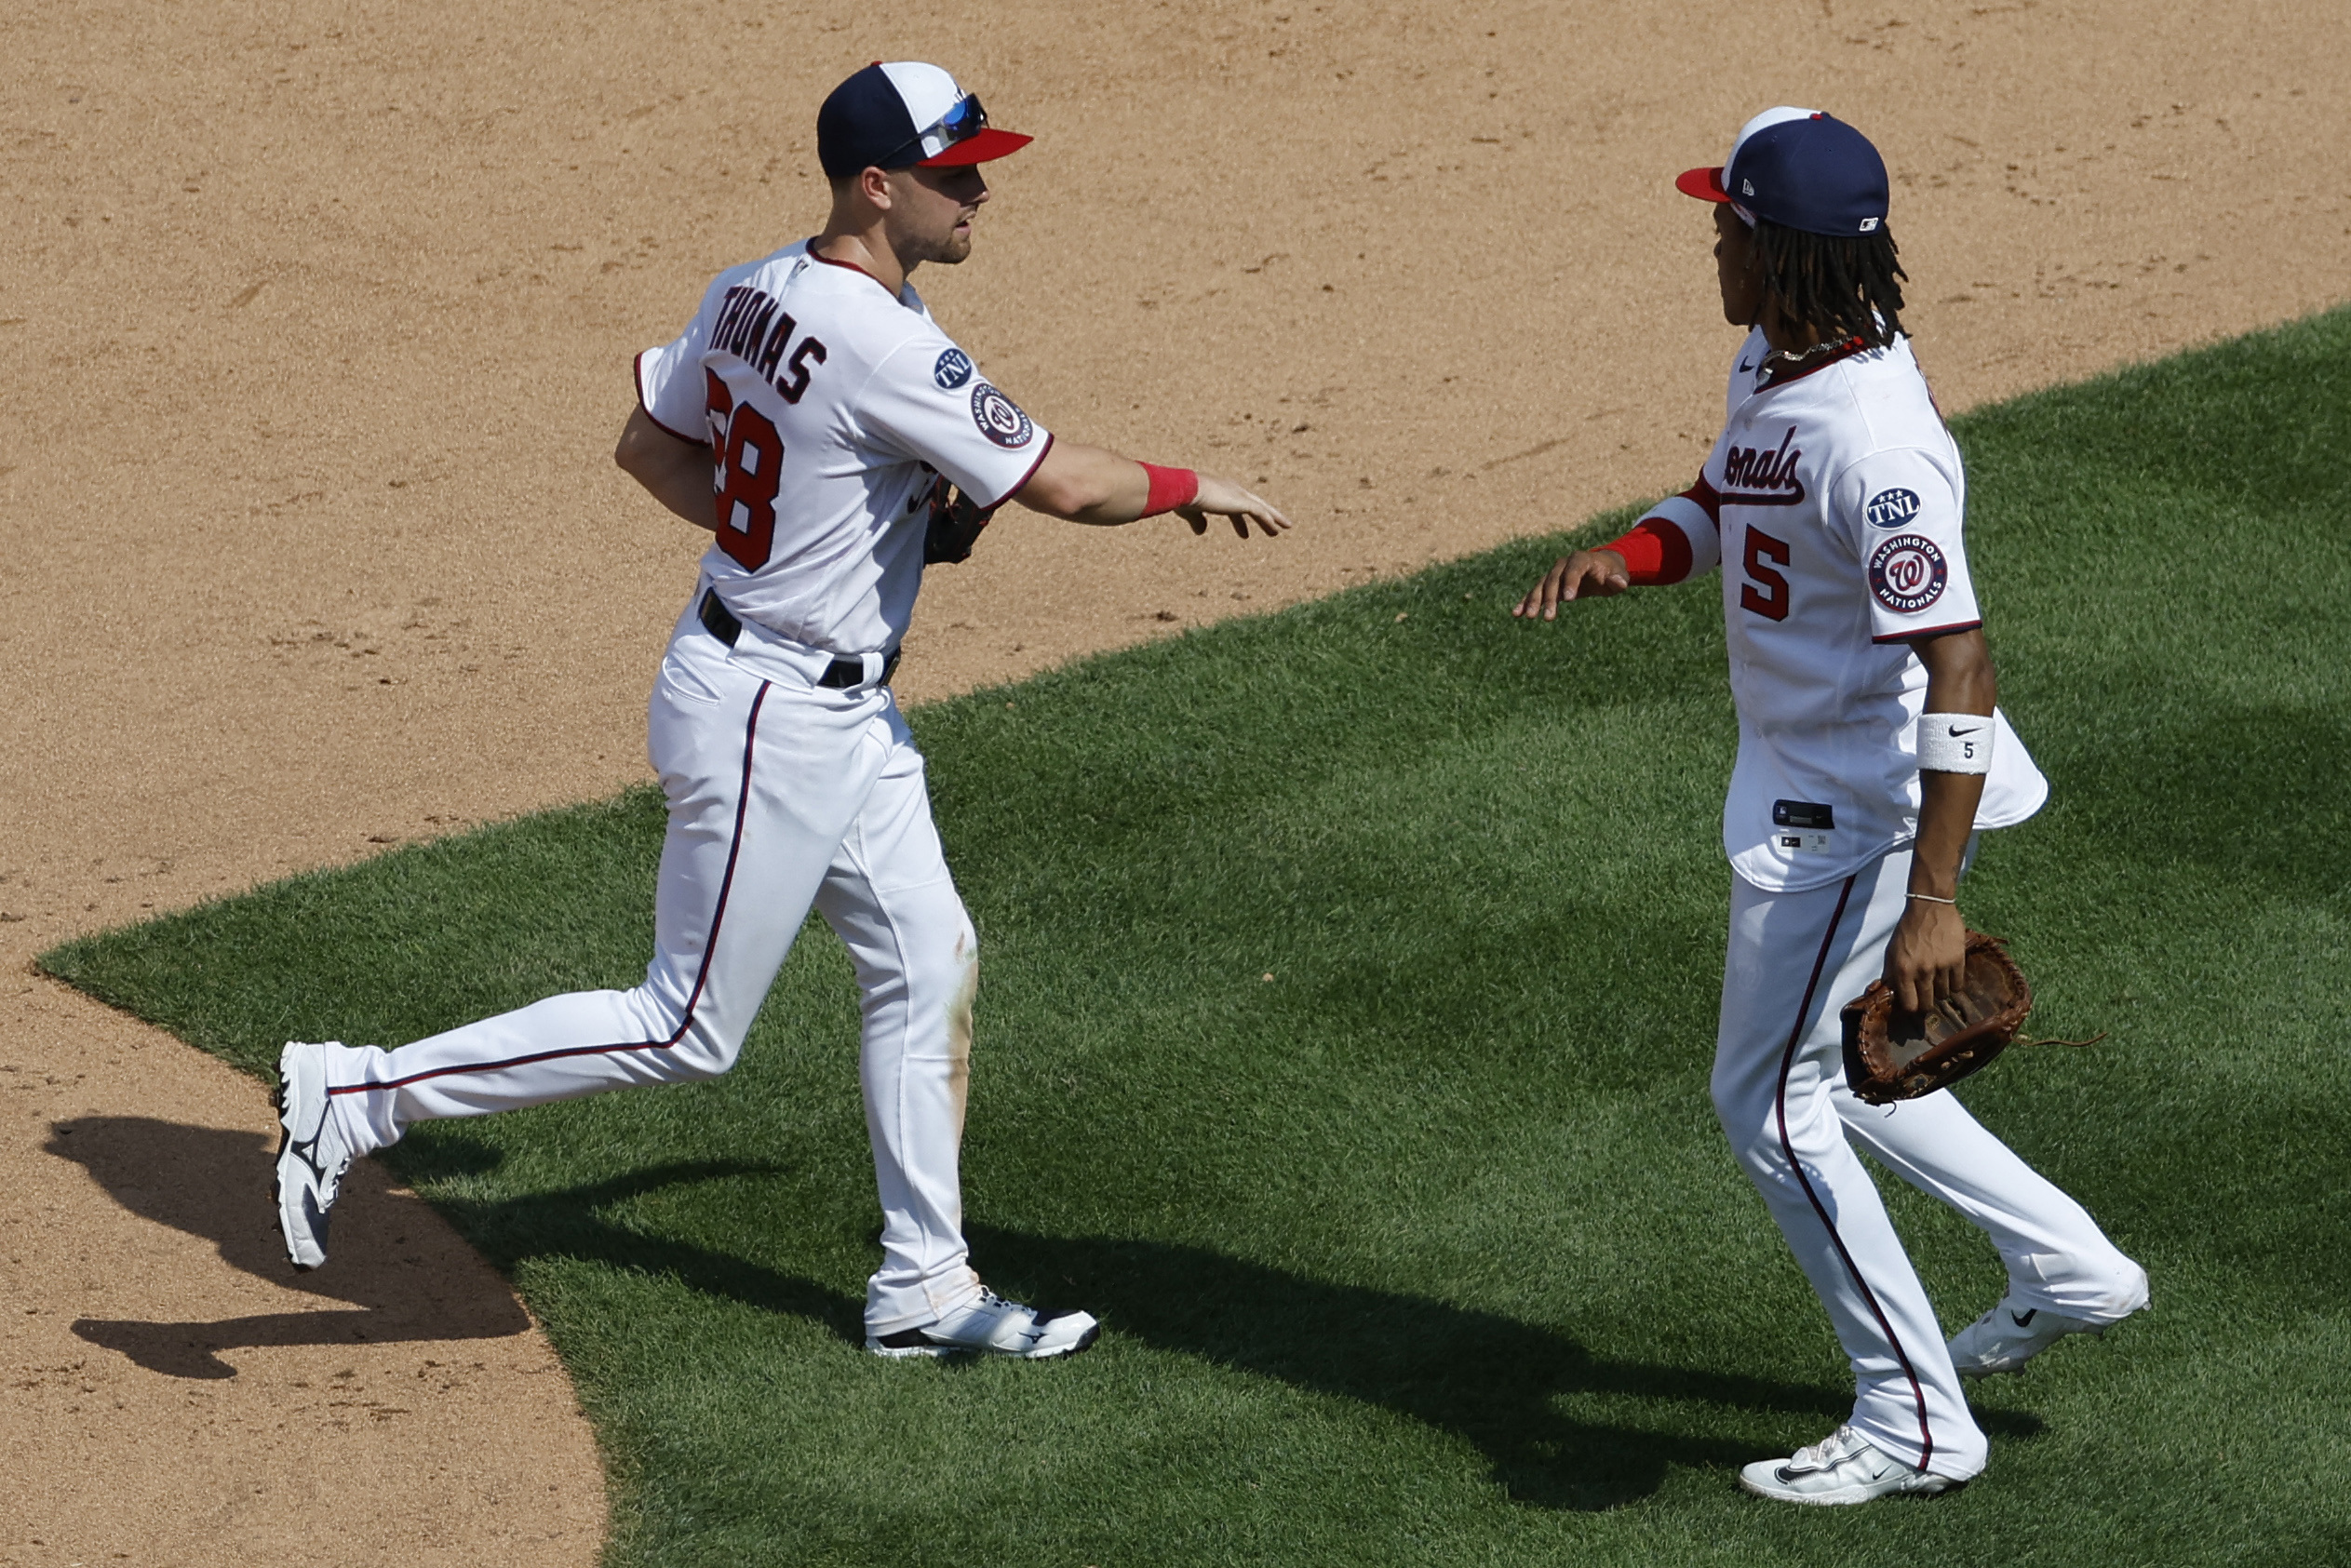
[1712, 844, 2145, 1481]
[319, 596, 984, 1334]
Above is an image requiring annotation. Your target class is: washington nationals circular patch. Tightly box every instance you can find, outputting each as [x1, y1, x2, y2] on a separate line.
[970, 383, 1034, 449]
[1864, 487, 1921, 529]
[934, 348, 973, 390]
[1869, 533, 1948, 613]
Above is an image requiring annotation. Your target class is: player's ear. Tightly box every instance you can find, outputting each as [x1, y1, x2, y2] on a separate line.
[861, 165, 894, 211]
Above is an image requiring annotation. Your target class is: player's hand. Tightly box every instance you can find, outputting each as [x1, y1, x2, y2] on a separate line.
[1513, 549, 1631, 619]
[1884, 897, 1968, 1015]
[1179, 474, 1292, 540]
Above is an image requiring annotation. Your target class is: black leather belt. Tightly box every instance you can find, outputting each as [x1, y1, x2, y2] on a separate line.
[699, 589, 899, 690]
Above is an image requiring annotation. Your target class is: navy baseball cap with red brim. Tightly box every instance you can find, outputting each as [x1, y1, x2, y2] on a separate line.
[1676, 106, 1890, 238]
[818, 61, 1031, 180]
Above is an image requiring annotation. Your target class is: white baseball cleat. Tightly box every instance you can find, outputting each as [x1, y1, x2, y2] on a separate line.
[274, 1040, 355, 1271]
[1947, 1285, 2146, 1378]
[1738, 1425, 1960, 1506]
[866, 1287, 1101, 1360]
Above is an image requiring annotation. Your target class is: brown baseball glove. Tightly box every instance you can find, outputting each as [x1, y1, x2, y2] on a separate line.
[920, 475, 1001, 565]
[1842, 931, 2039, 1106]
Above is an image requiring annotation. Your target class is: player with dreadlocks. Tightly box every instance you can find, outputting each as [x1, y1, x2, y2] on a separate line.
[1515, 108, 2147, 1504]
[1743, 206, 1909, 353]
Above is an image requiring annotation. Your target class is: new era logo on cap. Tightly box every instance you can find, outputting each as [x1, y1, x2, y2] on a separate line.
[1675, 106, 1891, 237]
[816, 61, 1032, 181]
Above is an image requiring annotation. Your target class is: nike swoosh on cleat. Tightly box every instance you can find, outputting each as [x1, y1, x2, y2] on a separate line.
[2010, 1308, 2038, 1327]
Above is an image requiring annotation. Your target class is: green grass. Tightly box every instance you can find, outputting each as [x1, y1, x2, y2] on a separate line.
[45, 309, 2351, 1566]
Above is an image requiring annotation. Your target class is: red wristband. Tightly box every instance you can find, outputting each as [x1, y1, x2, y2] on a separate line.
[1138, 462, 1200, 516]
[1598, 518, 1693, 585]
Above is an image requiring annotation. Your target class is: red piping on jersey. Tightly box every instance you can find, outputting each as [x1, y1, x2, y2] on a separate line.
[1686, 476, 1723, 527]
[982, 432, 1056, 512]
[1872, 618, 1982, 645]
[1773, 874, 1939, 1473]
[635, 352, 703, 443]
[328, 681, 775, 1098]
[807, 244, 896, 293]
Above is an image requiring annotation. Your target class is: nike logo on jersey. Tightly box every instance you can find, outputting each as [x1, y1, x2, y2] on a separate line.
[1719, 425, 1807, 506]
[1738, 356, 1756, 374]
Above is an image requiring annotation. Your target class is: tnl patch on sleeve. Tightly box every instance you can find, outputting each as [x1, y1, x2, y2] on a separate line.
[1864, 487, 1922, 529]
[1868, 533, 1948, 613]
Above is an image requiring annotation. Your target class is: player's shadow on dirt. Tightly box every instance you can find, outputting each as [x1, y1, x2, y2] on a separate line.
[45, 1116, 546, 1379]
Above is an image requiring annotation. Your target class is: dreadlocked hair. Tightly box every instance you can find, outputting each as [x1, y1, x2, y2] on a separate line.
[1750, 218, 1909, 351]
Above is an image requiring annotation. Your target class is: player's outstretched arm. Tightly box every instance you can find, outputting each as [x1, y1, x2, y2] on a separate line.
[1013, 440, 1290, 539]
[1882, 626, 1997, 1013]
[615, 406, 716, 530]
[1514, 504, 1715, 621]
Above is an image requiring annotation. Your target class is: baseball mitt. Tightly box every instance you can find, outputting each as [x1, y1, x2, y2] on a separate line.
[1841, 931, 2036, 1105]
[920, 475, 1000, 566]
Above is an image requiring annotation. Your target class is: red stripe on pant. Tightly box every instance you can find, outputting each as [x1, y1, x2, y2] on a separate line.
[327, 680, 775, 1097]
[1772, 872, 1937, 1471]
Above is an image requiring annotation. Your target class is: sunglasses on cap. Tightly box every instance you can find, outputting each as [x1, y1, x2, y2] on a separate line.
[887, 93, 988, 168]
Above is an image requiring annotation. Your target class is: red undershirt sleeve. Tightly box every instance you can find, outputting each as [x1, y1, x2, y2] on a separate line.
[1597, 478, 1721, 584]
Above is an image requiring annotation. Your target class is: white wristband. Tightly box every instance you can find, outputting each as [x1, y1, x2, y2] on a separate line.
[1917, 713, 1994, 774]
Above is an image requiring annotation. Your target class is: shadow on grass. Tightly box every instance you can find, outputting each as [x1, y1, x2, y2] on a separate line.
[406, 1134, 2036, 1512]
[967, 1225, 2016, 1511]
[59, 1120, 2041, 1507]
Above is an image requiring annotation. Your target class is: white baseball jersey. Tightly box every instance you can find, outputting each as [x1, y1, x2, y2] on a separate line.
[1639, 328, 2048, 891]
[635, 240, 1054, 656]
[302, 231, 1082, 1338]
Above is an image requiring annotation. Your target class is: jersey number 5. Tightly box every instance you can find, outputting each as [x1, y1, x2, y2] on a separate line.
[705, 369, 783, 570]
[1740, 525, 1792, 622]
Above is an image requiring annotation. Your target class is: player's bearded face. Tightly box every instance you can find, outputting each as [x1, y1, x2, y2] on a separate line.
[886, 164, 989, 267]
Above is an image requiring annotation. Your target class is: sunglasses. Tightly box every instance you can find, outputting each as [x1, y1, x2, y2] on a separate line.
[889, 94, 988, 167]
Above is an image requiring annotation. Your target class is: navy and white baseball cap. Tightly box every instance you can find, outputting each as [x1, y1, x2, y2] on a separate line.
[817, 61, 1031, 181]
[1676, 107, 1889, 237]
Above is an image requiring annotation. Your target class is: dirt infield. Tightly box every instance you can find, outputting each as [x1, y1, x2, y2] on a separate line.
[3, 1, 2343, 1561]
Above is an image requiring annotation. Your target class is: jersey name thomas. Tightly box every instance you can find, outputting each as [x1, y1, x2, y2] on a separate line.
[1638, 328, 2048, 891]
[636, 241, 1053, 655]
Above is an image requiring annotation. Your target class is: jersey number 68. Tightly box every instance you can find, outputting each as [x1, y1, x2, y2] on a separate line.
[705, 369, 782, 570]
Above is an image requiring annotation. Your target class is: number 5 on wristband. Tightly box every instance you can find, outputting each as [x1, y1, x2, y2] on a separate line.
[1917, 712, 1994, 773]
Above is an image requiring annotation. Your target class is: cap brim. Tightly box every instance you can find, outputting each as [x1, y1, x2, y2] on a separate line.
[919, 127, 1033, 167]
[1675, 165, 1732, 203]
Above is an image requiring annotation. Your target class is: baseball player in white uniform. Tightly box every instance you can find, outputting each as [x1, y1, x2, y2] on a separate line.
[273, 61, 1290, 1361]
[1517, 109, 2147, 1502]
